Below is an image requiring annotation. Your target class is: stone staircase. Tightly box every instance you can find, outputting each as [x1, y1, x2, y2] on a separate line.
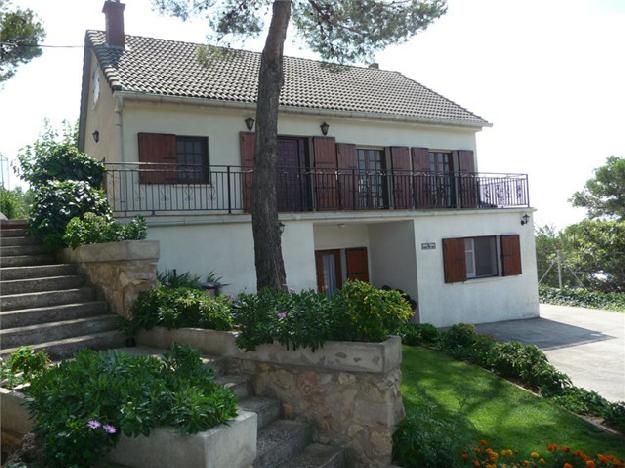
[0, 220, 125, 359]
[122, 347, 345, 468]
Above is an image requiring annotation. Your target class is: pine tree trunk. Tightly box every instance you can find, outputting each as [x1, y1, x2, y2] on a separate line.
[251, 0, 292, 291]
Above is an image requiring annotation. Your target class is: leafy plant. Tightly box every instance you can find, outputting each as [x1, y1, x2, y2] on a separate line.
[0, 347, 50, 389]
[540, 286, 625, 312]
[124, 287, 233, 336]
[332, 280, 413, 342]
[63, 212, 146, 248]
[0, 187, 32, 219]
[157, 269, 204, 289]
[400, 323, 440, 346]
[28, 345, 238, 467]
[28, 180, 111, 249]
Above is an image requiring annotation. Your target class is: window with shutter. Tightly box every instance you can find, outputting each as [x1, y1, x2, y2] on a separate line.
[137, 133, 177, 184]
[501, 234, 522, 276]
[443, 237, 466, 283]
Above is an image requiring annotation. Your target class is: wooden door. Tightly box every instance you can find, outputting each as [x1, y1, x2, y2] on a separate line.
[345, 247, 370, 282]
[315, 249, 342, 296]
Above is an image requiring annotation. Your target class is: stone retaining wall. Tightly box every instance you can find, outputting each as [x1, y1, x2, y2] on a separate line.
[137, 328, 404, 467]
[59, 240, 159, 318]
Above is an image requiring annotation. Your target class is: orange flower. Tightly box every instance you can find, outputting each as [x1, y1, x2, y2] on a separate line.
[539, 459, 546, 465]
[598, 454, 610, 465]
[473, 459, 481, 468]
[531, 451, 540, 459]
[475, 447, 482, 454]
[462, 452, 469, 462]
[480, 439, 489, 446]
[561, 446, 571, 453]
[586, 461, 596, 468]
[564, 464, 573, 468]
[547, 444, 558, 452]
[486, 464, 496, 468]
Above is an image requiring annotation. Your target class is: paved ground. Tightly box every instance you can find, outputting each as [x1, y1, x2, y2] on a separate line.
[476, 304, 625, 402]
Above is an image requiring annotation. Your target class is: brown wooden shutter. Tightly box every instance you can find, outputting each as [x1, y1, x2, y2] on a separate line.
[137, 132, 176, 184]
[346, 247, 370, 282]
[501, 235, 522, 276]
[336, 143, 357, 209]
[411, 147, 430, 208]
[240, 132, 255, 212]
[390, 146, 411, 209]
[313, 137, 337, 210]
[442, 237, 466, 283]
[457, 150, 478, 208]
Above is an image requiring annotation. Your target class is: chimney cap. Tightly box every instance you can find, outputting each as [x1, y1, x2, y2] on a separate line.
[102, 0, 125, 13]
[368, 63, 379, 69]
[102, 0, 126, 48]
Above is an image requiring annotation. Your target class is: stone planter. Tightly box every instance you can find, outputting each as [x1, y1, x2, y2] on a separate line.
[0, 387, 32, 436]
[107, 411, 257, 468]
[59, 240, 159, 318]
[137, 327, 404, 467]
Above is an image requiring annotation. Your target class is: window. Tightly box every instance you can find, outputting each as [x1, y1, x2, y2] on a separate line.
[443, 234, 521, 283]
[176, 136, 209, 183]
[464, 236, 499, 278]
[356, 148, 387, 208]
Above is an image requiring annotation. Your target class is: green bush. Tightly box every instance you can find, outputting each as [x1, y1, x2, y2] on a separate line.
[539, 285, 625, 312]
[603, 401, 625, 434]
[28, 180, 111, 249]
[17, 141, 105, 188]
[332, 280, 413, 342]
[400, 323, 440, 346]
[63, 212, 146, 248]
[392, 410, 467, 468]
[124, 287, 233, 336]
[28, 345, 238, 467]
[233, 288, 335, 351]
[0, 347, 50, 389]
[157, 269, 204, 289]
[439, 323, 478, 357]
[0, 187, 31, 219]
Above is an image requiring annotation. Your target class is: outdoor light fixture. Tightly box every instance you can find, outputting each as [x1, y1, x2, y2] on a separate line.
[520, 214, 530, 226]
[279, 222, 285, 235]
[245, 117, 255, 131]
[92, 130, 99, 143]
[320, 121, 330, 136]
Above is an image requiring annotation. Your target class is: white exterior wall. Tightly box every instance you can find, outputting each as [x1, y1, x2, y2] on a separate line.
[368, 221, 419, 308]
[414, 210, 539, 327]
[148, 219, 317, 294]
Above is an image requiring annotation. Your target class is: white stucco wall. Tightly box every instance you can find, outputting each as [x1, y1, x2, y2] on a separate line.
[148, 219, 317, 294]
[368, 221, 419, 309]
[413, 209, 539, 327]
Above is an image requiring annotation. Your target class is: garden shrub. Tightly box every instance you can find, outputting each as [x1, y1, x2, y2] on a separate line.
[332, 280, 413, 342]
[0, 347, 50, 389]
[28, 180, 111, 249]
[400, 323, 440, 346]
[27, 345, 238, 468]
[439, 323, 478, 358]
[603, 401, 625, 434]
[157, 269, 204, 289]
[124, 286, 233, 335]
[234, 288, 335, 351]
[0, 187, 31, 219]
[539, 285, 625, 312]
[17, 141, 105, 188]
[63, 212, 146, 248]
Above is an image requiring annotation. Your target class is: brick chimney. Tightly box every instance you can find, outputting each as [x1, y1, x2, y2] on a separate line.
[102, 0, 125, 48]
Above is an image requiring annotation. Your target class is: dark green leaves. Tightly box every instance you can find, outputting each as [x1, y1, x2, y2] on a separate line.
[63, 213, 147, 248]
[571, 155, 625, 220]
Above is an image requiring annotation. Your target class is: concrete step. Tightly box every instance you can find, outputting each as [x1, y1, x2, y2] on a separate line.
[278, 444, 345, 468]
[0, 228, 28, 238]
[215, 374, 251, 399]
[0, 301, 108, 328]
[0, 330, 127, 360]
[0, 264, 78, 281]
[0, 254, 55, 268]
[114, 346, 227, 376]
[0, 236, 39, 246]
[0, 244, 48, 257]
[254, 420, 312, 468]
[239, 396, 282, 430]
[1, 275, 85, 295]
[1, 287, 95, 311]
[0, 314, 120, 348]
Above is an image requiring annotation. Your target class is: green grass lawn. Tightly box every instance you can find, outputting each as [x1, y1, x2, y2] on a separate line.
[401, 346, 625, 458]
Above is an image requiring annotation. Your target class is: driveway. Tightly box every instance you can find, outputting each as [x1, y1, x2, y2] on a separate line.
[475, 304, 625, 402]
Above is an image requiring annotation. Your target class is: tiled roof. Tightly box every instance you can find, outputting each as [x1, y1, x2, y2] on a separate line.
[86, 30, 490, 127]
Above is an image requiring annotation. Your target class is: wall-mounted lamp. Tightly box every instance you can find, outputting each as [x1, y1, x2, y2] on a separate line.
[337, 223, 345, 229]
[245, 117, 255, 131]
[520, 214, 530, 226]
[279, 222, 285, 235]
[320, 121, 330, 136]
[92, 130, 100, 143]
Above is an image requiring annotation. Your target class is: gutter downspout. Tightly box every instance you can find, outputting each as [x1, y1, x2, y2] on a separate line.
[113, 92, 124, 162]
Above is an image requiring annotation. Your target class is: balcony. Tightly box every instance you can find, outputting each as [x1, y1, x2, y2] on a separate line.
[104, 162, 529, 216]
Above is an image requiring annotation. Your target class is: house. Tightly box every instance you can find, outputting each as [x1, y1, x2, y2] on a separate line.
[78, 1, 539, 327]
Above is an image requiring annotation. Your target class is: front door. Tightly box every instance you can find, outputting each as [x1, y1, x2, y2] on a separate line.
[315, 249, 342, 297]
[346, 247, 370, 282]
[277, 138, 309, 212]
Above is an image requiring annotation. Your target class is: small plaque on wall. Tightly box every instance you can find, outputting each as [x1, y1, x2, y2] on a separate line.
[421, 242, 436, 250]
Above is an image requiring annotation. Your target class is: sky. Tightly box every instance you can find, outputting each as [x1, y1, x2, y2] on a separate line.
[1, 0, 624, 228]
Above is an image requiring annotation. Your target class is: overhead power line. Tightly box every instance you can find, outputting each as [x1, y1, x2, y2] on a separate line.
[0, 41, 84, 48]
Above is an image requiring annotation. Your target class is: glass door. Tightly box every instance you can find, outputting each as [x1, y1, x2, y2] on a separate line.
[356, 149, 387, 209]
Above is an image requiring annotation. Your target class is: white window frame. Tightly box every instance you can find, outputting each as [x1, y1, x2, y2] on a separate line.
[464, 235, 500, 279]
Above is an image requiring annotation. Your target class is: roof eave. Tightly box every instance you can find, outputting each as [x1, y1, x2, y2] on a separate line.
[116, 90, 492, 129]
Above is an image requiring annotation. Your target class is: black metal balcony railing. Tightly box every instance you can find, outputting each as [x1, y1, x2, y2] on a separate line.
[104, 162, 529, 215]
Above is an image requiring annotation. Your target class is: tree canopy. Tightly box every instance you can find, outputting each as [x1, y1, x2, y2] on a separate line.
[570, 156, 625, 220]
[0, 1, 45, 82]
